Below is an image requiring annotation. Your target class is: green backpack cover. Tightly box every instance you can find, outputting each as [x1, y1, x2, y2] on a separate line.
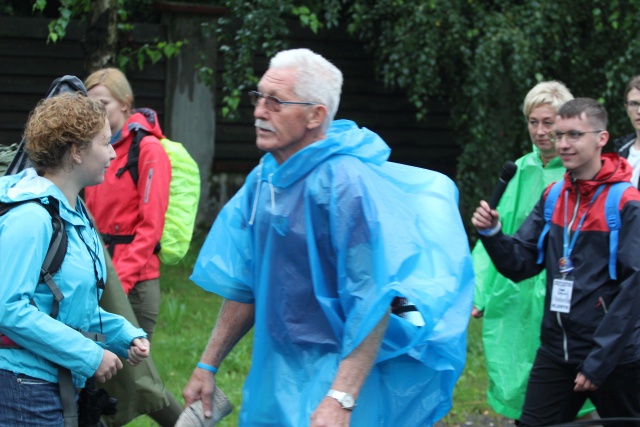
[118, 129, 200, 265]
[157, 137, 200, 264]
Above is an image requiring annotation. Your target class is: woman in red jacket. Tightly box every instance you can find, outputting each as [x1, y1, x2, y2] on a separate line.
[84, 68, 181, 426]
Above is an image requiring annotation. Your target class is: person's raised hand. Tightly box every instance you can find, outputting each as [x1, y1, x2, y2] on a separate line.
[471, 200, 500, 231]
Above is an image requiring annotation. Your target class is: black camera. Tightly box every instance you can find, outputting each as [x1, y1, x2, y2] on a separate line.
[78, 378, 118, 427]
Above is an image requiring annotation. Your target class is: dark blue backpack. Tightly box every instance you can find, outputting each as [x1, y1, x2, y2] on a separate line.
[536, 180, 632, 280]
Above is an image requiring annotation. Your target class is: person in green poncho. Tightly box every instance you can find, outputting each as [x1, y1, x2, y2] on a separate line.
[471, 80, 594, 420]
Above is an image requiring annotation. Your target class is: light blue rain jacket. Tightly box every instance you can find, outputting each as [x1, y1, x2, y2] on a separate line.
[191, 120, 474, 426]
[0, 168, 145, 387]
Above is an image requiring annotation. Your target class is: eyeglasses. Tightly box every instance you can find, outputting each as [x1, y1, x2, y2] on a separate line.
[248, 91, 320, 112]
[548, 130, 604, 143]
[625, 100, 640, 112]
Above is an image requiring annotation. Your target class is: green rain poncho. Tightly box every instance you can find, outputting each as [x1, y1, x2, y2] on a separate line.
[472, 147, 592, 419]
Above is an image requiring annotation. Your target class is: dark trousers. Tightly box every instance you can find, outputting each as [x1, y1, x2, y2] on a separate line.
[519, 349, 640, 426]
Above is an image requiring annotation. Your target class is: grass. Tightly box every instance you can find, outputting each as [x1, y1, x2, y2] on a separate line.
[124, 228, 501, 426]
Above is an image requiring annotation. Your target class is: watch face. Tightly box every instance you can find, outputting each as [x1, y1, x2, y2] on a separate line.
[341, 393, 355, 408]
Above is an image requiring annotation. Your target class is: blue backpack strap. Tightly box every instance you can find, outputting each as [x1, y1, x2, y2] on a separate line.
[605, 182, 632, 280]
[537, 180, 565, 265]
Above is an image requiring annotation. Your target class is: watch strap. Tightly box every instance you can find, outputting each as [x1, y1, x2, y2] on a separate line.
[326, 389, 356, 410]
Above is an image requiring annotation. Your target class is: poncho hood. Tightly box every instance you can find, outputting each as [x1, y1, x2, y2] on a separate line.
[259, 119, 391, 188]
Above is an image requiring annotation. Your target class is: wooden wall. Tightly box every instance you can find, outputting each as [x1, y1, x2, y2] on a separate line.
[0, 16, 166, 147]
[0, 15, 458, 180]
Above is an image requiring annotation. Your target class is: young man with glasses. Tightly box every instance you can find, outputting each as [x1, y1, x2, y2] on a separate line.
[614, 75, 640, 188]
[472, 97, 640, 425]
[181, 48, 474, 426]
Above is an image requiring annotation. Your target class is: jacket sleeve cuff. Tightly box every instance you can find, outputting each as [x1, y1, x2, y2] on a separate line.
[477, 222, 502, 237]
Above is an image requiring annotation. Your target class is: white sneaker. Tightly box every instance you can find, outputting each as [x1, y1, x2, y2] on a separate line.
[175, 387, 233, 427]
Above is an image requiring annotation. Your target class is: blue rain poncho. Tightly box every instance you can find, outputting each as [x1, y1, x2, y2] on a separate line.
[192, 120, 474, 426]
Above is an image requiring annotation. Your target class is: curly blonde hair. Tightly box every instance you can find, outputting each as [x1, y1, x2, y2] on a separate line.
[23, 92, 106, 174]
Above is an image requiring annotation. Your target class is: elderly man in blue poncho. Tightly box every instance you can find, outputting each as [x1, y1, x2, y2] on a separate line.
[182, 48, 474, 426]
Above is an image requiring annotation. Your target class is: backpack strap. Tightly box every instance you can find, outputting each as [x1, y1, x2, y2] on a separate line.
[0, 196, 68, 347]
[116, 127, 151, 185]
[604, 182, 632, 280]
[37, 197, 67, 318]
[537, 180, 565, 265]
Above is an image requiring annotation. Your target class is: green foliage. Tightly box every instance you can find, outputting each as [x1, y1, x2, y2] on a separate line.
[27, 0, 640, 228]
[213, 0, 640, 226]
[215, 1, 294, 119]
[118, 39, 186, 71]
[33, 0, 88, 43]
[30, 0, 184, 72]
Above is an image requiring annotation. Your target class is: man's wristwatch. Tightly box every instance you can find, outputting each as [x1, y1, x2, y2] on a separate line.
[326, 389, 356, 410]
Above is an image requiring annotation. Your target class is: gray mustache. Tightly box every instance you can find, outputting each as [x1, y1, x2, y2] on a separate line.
[255, 119, 275, 132]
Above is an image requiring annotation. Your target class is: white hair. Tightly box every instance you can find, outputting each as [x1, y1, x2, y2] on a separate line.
[269, 48, 343, 131]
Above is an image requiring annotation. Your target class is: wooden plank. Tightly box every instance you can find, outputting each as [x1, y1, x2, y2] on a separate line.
[0, 76, 70, 95]
[212, 159, 258, 174]
[0, 16, 163, 43]
[214, 143, 262, 159]
[376, 129, 455, 147]
[1, 56, 85, 77]
[0, 130, 23, 146]
[0, 38, 84, 59]
[0, 16, 84, 40]
[0, 111, 28, 129]
[0, 94, 46, 113]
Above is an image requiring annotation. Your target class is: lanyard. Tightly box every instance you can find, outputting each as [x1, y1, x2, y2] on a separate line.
[563, 185, 605, 259]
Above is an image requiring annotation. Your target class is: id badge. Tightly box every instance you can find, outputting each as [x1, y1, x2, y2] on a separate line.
[551, 275, 574, 313]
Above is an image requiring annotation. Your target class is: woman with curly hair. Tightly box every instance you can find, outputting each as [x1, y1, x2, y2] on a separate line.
[0, 92, 149, 426]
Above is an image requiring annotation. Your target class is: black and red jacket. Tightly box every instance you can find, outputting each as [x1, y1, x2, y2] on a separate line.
[481, 153, 640, 386]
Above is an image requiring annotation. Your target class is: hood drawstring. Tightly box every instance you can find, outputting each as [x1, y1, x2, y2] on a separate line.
[248, 160, 263, 226]
[248, 164, 277, 226]
[268, 173, 275, 211]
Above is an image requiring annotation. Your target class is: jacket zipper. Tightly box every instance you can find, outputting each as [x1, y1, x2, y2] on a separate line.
[144, 168, 153, 203]
[557, 311, 569, 362]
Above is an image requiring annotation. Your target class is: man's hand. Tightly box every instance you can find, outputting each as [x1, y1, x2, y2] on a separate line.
[471, 306, 484, 318]
[574, 372, 598, 392]
[183, 367, 216, 418]
[127, 337, 150, 366]
[311, 397, 352, 427]
[471, 200, 500, 231]
[94, 349, 123, 383]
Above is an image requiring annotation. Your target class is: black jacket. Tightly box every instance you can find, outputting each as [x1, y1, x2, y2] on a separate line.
[481, 153, 640, 386]
[613, 132, 635, 159]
